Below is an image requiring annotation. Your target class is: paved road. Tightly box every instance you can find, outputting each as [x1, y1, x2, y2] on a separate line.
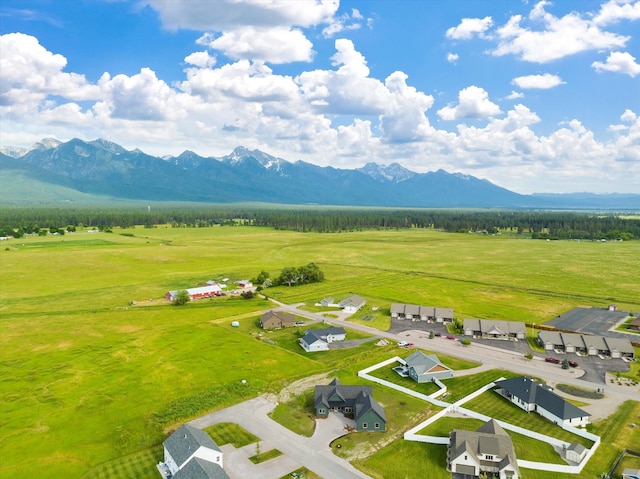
[190, 396, 371, 479]
[273, 301, 640, 402]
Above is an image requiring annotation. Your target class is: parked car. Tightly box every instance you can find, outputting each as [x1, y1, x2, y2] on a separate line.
[434, 332, 442, 337]
[398, 341, 409, 347]
[569, 360, 578, 368]
[446, 335, 456, 340]
[545, 357, 561, 364]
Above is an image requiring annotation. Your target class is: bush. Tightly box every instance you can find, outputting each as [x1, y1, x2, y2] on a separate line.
[173, 290, 190, 306]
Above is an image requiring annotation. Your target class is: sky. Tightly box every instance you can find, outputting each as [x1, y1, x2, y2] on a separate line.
[1, 0, 639, 194]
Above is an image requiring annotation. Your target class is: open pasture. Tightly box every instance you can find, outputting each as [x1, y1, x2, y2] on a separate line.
[1, 225, 639, 478]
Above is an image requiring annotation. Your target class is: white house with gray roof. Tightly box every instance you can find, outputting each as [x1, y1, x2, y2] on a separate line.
[299, 327, 346, 352]
[338, 295, 366, 313]
[397, 351, 453, 383]
[494, 377, 590, 428]
[391, 303, 454, 323]
[159, 424, 229, 479]
[448, 419, 519, 479]
[463, 319, 526, 340]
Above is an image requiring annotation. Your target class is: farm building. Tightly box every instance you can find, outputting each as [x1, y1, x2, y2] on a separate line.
[314, 379, 386, 432]
[448, 419, 519, 479]
[259, 310, 297, 329]
[494, 377, 590, 428]
[390, 303, 454, 323]
[463, 319, 526, 340]
[237, 280, 253, 289]
[299, 327, 346, 352]
[394, 351, 453, 383]
[159, 424, 229, 479]
[165, 284, 222, 302]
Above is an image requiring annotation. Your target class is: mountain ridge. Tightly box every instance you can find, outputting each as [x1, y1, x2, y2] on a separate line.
[1, 138, 638, 209]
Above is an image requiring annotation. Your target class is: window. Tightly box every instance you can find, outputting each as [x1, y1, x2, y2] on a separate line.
[485, 455, 493, 460]
[362, 423, 368, 429]
[374, 423, 380, 429]
[318, 408, 325, 414]
[344, 407, 353, 413]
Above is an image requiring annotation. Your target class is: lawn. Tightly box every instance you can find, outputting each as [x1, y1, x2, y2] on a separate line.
[2, 225, 639, 478]
[204, 423, 258, 448]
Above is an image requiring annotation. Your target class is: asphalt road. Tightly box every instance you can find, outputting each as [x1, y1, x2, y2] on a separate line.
[274, 301, 640, 403]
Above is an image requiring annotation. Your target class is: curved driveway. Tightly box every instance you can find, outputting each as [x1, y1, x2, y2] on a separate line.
[190, 396, 371, 479]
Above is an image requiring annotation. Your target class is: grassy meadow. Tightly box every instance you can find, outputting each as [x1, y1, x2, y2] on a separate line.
[1, 225, 639, 478]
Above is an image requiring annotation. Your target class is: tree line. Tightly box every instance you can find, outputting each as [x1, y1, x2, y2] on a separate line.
[1, 206, 639, 240]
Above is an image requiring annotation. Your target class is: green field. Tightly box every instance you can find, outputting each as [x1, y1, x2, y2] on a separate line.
[1, 225, 639, 478]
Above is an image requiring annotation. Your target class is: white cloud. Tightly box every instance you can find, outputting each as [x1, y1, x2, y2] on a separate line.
[437, 86, 502, 120]
[446, 52, 459, 63]
[594, 0, 640, 26]
[512, 73, 565, 89]
[621, 109, 637, 123]
[184, 51, 217, 68]
[0, 32, 100, 112]
[144, 0, 338, 31]
[506, 91, 525, 100]
[322, 8, 365, 38]
[446, 16, 493, 40]
[202, 26, 314, 63]
[490, 1, 631, 63]
[592, 51, 640, 77]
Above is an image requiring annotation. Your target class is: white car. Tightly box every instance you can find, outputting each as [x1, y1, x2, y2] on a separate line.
[397, 341, 408, 347]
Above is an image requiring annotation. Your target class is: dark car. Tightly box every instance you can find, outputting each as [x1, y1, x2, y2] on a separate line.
[545, 357, 561, 364]
[569, 360, 578, 368]
[446, 335, 456, 340]
[434, 332, 442, 337]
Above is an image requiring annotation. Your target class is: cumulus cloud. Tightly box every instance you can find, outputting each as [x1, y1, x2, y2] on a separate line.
[446, 52, 459, 63]
[592, 51, 640, 77]
[512, 73, 565, 89]
[184, 51, 217, 68]
[437, 86, 502, 120]
[0, 32, 100, 109]
[446, 16, 493, 39]
[594, 0, 640, 26]
[490, 1, 631, 63]
[200, 26, 314, 63]
[506, 91, 525, 100]
[322, 8, 366, 38]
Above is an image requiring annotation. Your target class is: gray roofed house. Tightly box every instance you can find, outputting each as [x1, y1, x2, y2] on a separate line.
[161, 424, 226, 479]
[259, 310, 297, 329]
[402, 351, 453, 383]
[582, 335, 609, 356]
[538, 330, 565, 351]
[390, 303, 406, 318]
[299, 327, 346, 352]
[172, 457, 231, 479]
[434, 307, 454, 323]
[494, 376, 590, 428]
[339, 295, 367, 313]
[314, 379, 386, 432]
[404, 304, 421, 320]
[560, 332, 586, 354]
[464, 319, 526, 340]
[603, 337, 635, 359]
[448, 419, 519, 479]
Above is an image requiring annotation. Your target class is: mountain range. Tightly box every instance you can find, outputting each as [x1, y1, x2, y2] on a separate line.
[1, 138, 638, 209]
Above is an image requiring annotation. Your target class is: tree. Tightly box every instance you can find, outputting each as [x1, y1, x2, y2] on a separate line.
[254, 270, 270, 284]
[562, 358, 570, 369]
[429, 330, 435, 339]
[173, 290, 190, 306]
[278, 267, 299, 287]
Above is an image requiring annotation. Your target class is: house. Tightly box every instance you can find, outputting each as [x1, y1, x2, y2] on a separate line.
[159, 424, 229, 479]
[565, 443, 587, 463]
[494, 377, 590, 428]
[560, 333, 586, 354]
[463, 319, 526, 340]
[319, 297, 334, 307]
[237, 280, 253, 289]
[314, 379, 386, 432]
[582, 335, 609, 356]
[604, 337, 636, 359]
[339, 295, 366, 313]
[259, 310, 297, 329]
[448, 419, 519, 479]
[537, 331, 634, 359]
[629, 317, 640, 331]
[538, 331, 564, 351]
[401, 351, 453, 383]
[390, 303, 455, 323]
[622, 468, 640, 479]
[299, 327, 346, 352]
[165, 284, 222, 302]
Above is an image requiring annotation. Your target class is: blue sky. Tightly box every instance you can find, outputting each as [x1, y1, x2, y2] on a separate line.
[1, 0, 639, 194]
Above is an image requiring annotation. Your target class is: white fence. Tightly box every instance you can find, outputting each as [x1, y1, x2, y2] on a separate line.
[358, 357, 601, 475]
